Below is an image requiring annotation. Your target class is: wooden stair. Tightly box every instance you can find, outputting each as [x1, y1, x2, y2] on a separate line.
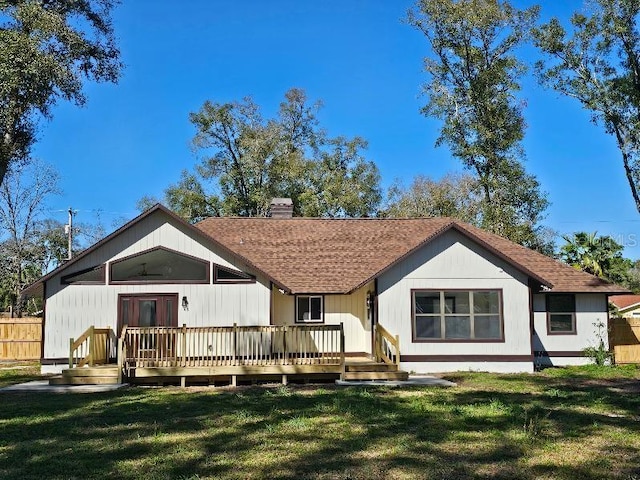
[342, 361, 409, 381]
[49, 365, 121, 385]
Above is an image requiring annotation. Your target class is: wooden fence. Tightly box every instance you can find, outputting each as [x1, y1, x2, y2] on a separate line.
[0, 317, 42, 361]
[610, 317, 640, 364]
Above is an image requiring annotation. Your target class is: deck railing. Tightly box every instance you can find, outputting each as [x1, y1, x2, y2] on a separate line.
[374, 323, 400, 367]
[69, 326, 115, 368]
[120, 323, 345, 373]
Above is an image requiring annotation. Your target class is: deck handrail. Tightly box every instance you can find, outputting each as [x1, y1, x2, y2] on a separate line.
[374, 323, 400, 366]
[121, 324, 345, 371]
[69, 326, 114, 368]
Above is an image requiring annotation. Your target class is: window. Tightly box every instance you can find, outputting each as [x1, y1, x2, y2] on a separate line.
[110, 247, 209, 284]
[412, 290, 503, 341]
[61, 265, 105, 285]
[213, 264, 255, 283]
[547, 294, 576, 334]
[296, 295, 323, 323]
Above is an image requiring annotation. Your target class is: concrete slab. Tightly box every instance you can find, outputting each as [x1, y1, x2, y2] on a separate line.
[0, 380, 128, 394]
[336, 375, 456, 387]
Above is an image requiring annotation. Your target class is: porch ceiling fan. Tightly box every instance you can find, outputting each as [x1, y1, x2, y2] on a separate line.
[129, 263, 163, 278]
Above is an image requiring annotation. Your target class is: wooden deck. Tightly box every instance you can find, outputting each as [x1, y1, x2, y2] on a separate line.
[118, 324, 346, 385]
[57, 323, 406, 386]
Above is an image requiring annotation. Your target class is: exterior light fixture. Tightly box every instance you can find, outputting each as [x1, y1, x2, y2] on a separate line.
[182, 296, 189, 310]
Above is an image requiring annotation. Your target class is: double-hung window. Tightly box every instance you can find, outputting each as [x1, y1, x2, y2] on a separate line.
[412, 290, 503, 341]
[296, 295, 323, 323]
[546, 294, 576, 334]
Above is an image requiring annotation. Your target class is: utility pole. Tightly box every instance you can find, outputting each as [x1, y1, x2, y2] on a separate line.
[65, 207, 74, 260]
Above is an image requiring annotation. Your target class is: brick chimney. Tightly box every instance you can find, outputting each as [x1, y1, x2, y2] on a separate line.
[270, 198, 293, 218]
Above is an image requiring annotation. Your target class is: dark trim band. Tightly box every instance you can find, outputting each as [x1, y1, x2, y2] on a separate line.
[534, 351, 586, 358]
[40, 357, 69, 365]
[400, 354, 533, 362]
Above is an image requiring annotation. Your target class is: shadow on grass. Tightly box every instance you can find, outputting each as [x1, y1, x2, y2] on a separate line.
[0, 375, 639, 479]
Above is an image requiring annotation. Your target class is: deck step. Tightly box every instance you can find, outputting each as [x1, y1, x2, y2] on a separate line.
[345, 362, 398, 373]
[62, 366, 120, 377]
[49, 365, 120, 385]
[50, 375, 120, 385]
[342, 371, 409, 381]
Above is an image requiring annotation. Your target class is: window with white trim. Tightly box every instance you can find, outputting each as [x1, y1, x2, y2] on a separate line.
[296, 295, 323, 323]
[412, 290, 503, 341]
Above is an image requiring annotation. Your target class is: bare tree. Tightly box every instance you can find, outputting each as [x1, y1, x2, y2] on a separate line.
[0, 159, 60, 315]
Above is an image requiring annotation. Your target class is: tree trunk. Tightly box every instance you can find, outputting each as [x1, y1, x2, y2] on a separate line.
[612, 123, 640, 214]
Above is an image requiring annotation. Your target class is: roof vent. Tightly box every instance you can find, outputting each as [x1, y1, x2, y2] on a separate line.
[270, 198, 293, 218]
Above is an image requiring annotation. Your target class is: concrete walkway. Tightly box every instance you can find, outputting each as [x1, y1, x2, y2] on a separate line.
[0, 380, 127, 394]
[336, 375, 456, 387]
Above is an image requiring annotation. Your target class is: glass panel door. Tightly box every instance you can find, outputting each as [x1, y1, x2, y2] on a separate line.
[118, 294, 179, 333]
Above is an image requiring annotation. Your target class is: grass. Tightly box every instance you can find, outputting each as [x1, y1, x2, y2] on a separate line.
[0, 363, 42, 388]
[1, 366, 640, 479]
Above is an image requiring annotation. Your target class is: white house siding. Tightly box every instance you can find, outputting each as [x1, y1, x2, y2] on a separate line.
[377, 229, 534, 373]
[532, 293, 608, 367]
[42, 210, 271, 366]
[270, 282, 373, 355]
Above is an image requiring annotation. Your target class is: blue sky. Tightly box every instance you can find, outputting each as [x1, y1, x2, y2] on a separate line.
[32, 0, 640, 258]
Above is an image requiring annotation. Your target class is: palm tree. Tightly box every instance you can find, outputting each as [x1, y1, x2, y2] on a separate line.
[559, 232, 623, 278]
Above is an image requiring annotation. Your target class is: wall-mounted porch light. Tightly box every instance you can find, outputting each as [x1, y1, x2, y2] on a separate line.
[182, 296, 189, 310]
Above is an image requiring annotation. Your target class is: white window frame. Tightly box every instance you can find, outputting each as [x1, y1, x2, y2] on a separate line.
[295, 295, 324, 323]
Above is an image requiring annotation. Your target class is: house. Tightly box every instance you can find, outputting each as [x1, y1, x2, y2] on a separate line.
[23, 201, 627, 382]
[610, 295, 640, 318]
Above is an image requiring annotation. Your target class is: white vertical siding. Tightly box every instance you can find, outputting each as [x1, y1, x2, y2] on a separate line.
[533, 293, 608, 366]
[270, 283, 373, 354]
[378, 229, 533, 373]
[43, 211, 271, 359]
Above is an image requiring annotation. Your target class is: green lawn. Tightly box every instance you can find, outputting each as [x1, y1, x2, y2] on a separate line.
[0, 363, 42, 388]
[1, 365, 640, 479]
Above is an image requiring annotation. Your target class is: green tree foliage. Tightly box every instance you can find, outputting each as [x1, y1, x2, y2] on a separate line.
[0, 0, 122, 185]
[533, 0, 640, 213]
[560, 232, 631, 285]
[626, 259, 640, 292]
[185, 88, 381, 218]
[386, 172, 555, 254]
[385, 173, 483, 222]
[137, 170, 221, 223]
[407, 0, 551, 252]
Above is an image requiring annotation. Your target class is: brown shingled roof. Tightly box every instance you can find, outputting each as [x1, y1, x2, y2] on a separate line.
[610, 295, 640, 310]
[195, 217, 628, 295]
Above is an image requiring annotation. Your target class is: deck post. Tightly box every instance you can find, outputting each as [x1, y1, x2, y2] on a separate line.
[283, 325, 288, 365]
[340, 322, 346, 380]
[69, 338, 74, 368]
[117, 337, 123, 384]
[231, 375, 237, 387]
[89, 326, 95, 367]
[232, 322, 237, 366]
[282, 374, 288, 385]
[180, 376, 186, 388]
[181, 324, 187, 367]
[395, 334, 401, 367]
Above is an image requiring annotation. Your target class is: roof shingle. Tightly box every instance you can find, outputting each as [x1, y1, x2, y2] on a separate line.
[195, 217, 627, 295]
